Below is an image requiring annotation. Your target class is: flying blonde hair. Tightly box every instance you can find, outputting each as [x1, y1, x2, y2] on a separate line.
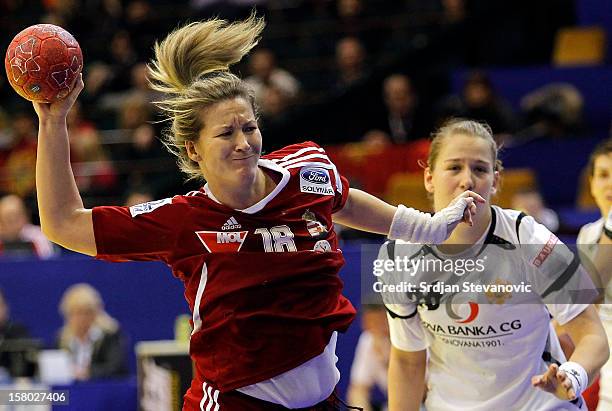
[148, 13, 265, 180]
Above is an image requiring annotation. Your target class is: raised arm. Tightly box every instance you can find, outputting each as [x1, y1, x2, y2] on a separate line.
[332, 187, 484, 243]
[33, 74, 96, 256]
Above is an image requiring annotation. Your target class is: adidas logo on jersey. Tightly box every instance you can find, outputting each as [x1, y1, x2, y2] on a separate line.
[222, 216, 241, 230]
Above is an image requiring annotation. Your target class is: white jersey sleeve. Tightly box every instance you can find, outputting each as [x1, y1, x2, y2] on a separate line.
[576, 219, 603, 260]
[378, 240, 429, 351]
[386, 308, 429, 352]
[518, 215, 592, 325]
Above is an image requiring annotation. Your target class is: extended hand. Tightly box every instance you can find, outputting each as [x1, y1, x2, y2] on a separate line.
[531, 363, 577, 401]
[433, 190, 486, 237]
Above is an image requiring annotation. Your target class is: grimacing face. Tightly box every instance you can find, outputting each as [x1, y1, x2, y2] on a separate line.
[590, 153, 612, 216]
[425, 133, 499, 213]
[186, 97, 262, 189]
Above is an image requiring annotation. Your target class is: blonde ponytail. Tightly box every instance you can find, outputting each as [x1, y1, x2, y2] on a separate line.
[147, 13, 265, 180]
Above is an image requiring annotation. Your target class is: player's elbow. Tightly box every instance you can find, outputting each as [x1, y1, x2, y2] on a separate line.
[41, 219, 70, 247]
[40, 209, 95, 255]
[40, 219, 60, 244]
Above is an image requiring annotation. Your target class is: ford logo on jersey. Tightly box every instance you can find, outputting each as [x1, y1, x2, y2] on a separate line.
[299, 167, 334, 195]
[300, 168, 330, 184]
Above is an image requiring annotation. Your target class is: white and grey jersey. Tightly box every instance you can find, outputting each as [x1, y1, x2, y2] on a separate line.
[377, 206, 591, 411]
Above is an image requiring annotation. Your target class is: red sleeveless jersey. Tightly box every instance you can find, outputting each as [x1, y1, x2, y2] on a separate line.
[92, 142, 356, 392]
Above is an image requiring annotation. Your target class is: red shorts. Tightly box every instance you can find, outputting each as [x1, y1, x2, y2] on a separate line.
[183, 379, 361, 411]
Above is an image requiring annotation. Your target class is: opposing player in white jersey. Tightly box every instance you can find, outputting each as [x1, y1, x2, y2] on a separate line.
[379, 120, 609, 411]
[576, 138, 612, 411]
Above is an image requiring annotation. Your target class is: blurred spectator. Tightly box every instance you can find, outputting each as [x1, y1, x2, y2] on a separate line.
[71, 0, 123, 60]
[0, 195, 57, 259]
[511, 188, 560, 232]
[337, 0, 362, 18]
[96, 61, 160, 120]
[112, 96, 179, 197]
[123, 0, 161, 54]
[436, 71, 517, 134]
[106, 30, 139, 92]
[334, 36, 369, 92]
[442, 0, 466, 23]
[347, 304, 390, 411]
[57, 283, 128, 381]
[362, 129, 392, 149]
[518, 83, 584, 140]
[370, 74, 428, 143]
[0, 111, 38, 198]
[244, 48, 300, 114]
[0, 108, 12, 155]
[437, 0, 468, 65]
[128, 62, 161, 105]
[335, 0, 367, 39]
[119, 94, 152, 131]
[190, 0, 268, 20]
[67, 103, 118, 199]
[0, 288, 31, 378]
[124, 186, 154, 207]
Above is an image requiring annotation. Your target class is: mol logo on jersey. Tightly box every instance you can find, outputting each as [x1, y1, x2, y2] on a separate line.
[299, 167, 334, 195]
[196, 231, 248, 253]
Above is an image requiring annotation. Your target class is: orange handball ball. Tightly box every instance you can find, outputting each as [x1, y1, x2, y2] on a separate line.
[4, 24, 83, 103]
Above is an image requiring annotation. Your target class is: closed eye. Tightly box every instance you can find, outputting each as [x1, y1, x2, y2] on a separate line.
[217, 129, 233, 137]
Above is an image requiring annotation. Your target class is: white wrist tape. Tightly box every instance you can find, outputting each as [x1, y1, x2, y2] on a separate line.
[559, 361, 588, 398]
[389, 205, 446, 244]
[389, 198, 471, 244]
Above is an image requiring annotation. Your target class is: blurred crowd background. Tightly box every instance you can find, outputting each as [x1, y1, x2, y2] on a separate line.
[1, 0, 610, 250]
[0, 0, 611, 407]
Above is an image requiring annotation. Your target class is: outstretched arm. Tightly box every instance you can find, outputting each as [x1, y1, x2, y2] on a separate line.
[333, 188, 484, 243]
[332, 188, 397, 234]
[33, 74, 96, 256]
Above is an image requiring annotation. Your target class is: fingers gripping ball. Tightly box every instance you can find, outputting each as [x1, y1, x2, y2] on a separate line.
[5, 24, 83, 103]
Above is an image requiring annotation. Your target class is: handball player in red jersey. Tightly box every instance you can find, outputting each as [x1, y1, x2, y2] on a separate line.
[31, 14, 484, 411]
